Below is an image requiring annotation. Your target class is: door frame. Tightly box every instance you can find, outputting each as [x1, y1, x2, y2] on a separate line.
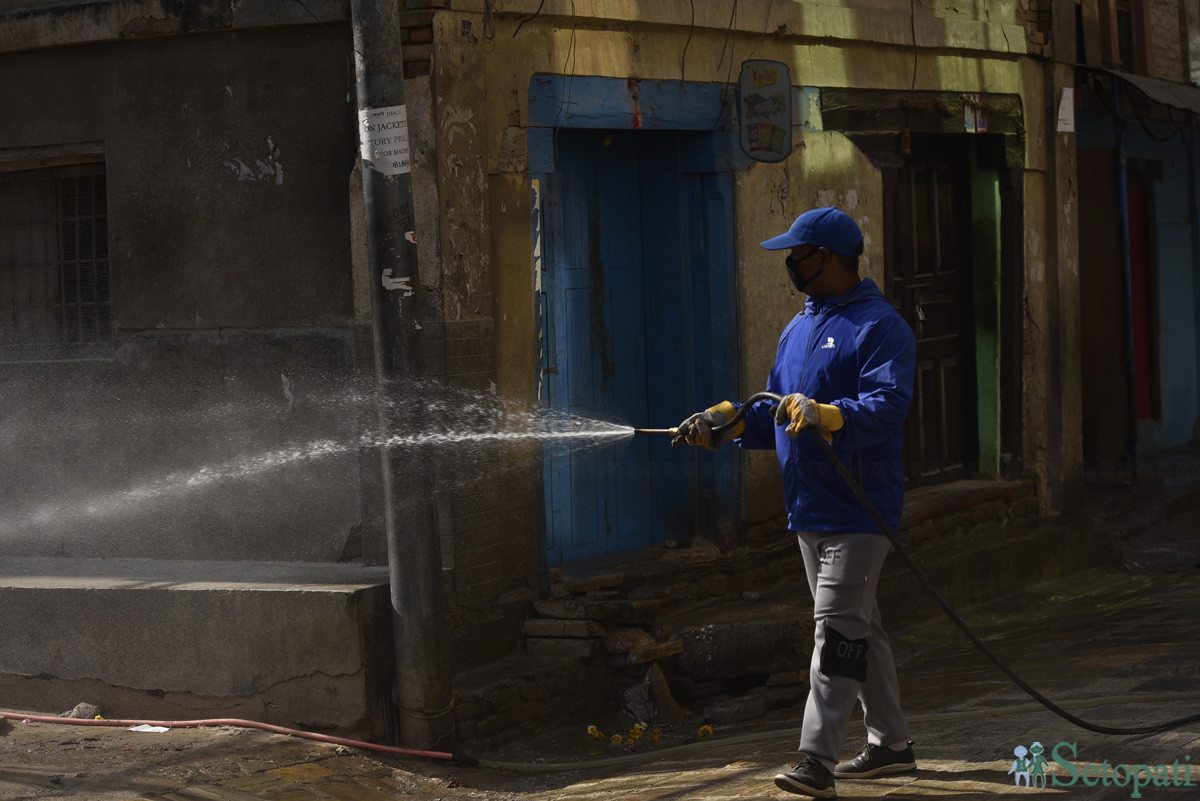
[822, 87, 1026, 485]
[527, 75, 745, 569]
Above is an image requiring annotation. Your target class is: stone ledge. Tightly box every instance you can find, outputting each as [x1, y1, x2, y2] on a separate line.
[520, 619, 604, 639]
[525, 638, 600, 661]
[901, 478, 1035, 529]
[0, 558, 393, 738]
[0, 557, 389, 591]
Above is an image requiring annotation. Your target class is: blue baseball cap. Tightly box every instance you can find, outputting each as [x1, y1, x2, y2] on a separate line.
[760, 207, 863, 256]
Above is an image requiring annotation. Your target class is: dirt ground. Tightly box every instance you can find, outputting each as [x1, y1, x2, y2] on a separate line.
[0, 718, 480, 800]
[1, 711, 784, 800]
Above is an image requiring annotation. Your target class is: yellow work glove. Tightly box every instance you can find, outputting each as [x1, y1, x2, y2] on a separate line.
[773, 393, 844, 443]
[672, 401, 745, 449]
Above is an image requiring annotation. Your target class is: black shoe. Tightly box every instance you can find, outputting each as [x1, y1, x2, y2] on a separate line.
[834, 741, 917, 778]
[774, 758, 837, 798]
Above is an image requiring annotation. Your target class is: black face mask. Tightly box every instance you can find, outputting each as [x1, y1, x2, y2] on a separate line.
[786, 251, 824, 293]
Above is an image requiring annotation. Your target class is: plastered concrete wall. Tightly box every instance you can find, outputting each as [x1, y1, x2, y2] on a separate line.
[454, 0, 1026, 174]
[0, 24, 363, 563]
[1017, 58, 1083, 511]
[1149, 0, 1185, 81]
[1020, 58, 1056, 506]
[0, 559, 394, 736]
[428, 1, 1043, 555]
[430, 14, 541, 664]
[733, 133, 885, 522]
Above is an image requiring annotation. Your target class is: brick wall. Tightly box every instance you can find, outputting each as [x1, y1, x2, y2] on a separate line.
[399, 1, 442, 78]
[432, 318, 540, 670]
[1022, 0, 1051, 56]
[429, 321, 512, 590]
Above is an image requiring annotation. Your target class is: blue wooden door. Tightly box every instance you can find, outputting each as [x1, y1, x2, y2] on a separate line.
[541, 130, 738, 566]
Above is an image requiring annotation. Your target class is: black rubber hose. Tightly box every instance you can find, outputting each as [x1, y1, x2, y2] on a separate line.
[710, 391, 783, 435]
[716, 391, 1200, 735]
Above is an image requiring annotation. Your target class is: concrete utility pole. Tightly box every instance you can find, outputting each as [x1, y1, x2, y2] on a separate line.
[349, 0, 455, 750]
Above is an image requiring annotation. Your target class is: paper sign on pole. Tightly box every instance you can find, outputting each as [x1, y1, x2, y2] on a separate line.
[1056, 88, 1075, 133]
[358, 104, 411, 175]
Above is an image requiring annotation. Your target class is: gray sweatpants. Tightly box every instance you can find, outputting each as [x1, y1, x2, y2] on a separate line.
[797, 531, 910, 767]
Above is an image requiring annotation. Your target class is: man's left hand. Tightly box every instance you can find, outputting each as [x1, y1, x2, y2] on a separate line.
[773, 393, 844, 442]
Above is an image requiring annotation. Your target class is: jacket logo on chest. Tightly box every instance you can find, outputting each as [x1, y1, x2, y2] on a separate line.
[821, 336, 836, 349]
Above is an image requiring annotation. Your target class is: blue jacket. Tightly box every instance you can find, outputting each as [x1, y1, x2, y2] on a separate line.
[737, 278, 916, 533]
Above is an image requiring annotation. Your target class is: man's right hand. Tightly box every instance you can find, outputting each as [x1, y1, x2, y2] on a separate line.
[672, 401, 743, 449]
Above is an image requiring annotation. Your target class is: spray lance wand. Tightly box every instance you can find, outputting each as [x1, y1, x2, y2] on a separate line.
[637, 391, 1200, 736]
[633, 392, 781, 440]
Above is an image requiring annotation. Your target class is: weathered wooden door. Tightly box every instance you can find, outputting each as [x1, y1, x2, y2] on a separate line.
[887, 136, 976, 484]
[540, 129, 738, 565]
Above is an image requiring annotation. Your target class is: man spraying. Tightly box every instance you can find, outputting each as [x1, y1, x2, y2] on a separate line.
[675, 207, 918, 798]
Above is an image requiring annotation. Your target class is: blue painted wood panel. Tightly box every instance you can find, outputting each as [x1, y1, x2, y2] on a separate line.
[541, 129, 739, 566]
[529, 76, 729, 130]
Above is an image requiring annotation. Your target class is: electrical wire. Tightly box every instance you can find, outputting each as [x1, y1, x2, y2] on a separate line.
[680, 0, 694, 83]
[910, 0, 918, 90]
[289, 0, 321, 23]
[551, 0, 578, 163]
[716, 0, 739, 73]
[481, 0, 496, 44]
[712, 0, 740, 130]
[744, 0, 775, 62]
[714, 392, 1200, 737]
[512, 0, 546, 38]
[554, 1, 578, 126]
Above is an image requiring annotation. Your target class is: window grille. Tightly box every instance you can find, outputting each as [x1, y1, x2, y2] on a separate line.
[0, 162, 112, 362]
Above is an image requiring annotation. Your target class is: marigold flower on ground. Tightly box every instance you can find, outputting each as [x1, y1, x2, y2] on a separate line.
[697, 724, 714, 738]
[587, 725, 604, 740]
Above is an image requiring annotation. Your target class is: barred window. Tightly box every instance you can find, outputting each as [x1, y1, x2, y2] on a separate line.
[0, 162, 112, 362]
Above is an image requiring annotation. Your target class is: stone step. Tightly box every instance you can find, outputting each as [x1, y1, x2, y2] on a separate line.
[0, 557, 392, 739]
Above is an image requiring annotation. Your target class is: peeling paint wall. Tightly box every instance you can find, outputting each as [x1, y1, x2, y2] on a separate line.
[395, 0, 1064, 661]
